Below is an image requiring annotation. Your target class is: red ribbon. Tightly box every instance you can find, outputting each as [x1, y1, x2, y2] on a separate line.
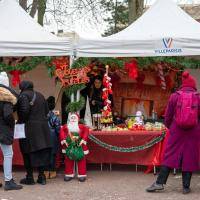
[9, 70, 23, 87]
[124, 60, 138, 80]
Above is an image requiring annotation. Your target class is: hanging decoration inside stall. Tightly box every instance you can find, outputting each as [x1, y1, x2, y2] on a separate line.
[101, 65, 113, 125]
[55, 65, 90, 87]
[124, 59, 138, 80]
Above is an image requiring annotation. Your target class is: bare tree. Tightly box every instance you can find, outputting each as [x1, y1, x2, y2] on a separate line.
[19, 0, 28, 10]
[38, 0, 47, 26]
[30, 0, 38, 18]
[128, 0, 144, 24]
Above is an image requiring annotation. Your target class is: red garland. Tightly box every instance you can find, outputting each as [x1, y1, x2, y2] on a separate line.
[124, 60, 138, 80]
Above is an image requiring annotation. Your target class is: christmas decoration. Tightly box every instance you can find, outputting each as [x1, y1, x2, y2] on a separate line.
[60, 113, 89, 179]
[157, 64, 166, 90]
[9, 70, 24, 87]
[101, 65, 113, 124]
[0, 57, 53, 87]
[56, 66, 90, 87]
[124, 60, 138, 79]
[65, 132, 84, 161]
[89, 131, 166, 152]
[84, 96, 93, 128]
[63, 58, 91, 113]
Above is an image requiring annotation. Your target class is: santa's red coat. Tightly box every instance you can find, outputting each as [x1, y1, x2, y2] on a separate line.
[60, 124, 89, 155]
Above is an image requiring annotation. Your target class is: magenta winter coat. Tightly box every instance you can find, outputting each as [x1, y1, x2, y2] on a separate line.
[163, 86, 200, 172]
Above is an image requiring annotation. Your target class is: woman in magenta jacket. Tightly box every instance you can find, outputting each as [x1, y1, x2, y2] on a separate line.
[146, 71, 200, 194]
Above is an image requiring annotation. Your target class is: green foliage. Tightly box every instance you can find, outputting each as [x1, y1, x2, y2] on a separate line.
[71, 57, 90, 69]
[66, 96, 86, 113]
[0, 57, 53, 72]
[102, 0, 129, 36]
[64, 84, 86, 97]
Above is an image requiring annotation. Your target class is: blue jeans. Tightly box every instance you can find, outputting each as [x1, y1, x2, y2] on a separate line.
[0, 143, 13, 181]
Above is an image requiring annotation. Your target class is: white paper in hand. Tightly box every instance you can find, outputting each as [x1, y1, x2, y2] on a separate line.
[14, 124, 26, 139]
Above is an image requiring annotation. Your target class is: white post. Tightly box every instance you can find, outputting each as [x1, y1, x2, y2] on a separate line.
[77, 90, 80, 102]
[69, 55, 74, 104]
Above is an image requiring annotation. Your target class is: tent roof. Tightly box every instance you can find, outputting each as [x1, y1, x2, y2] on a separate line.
[76, 0, 200, 57]
[0, 0, 71, 56]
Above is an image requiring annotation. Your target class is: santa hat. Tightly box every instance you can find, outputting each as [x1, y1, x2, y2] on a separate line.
[0, 72, 9, 87]
[68, 112, 80, 122]
[181, 71, 197, 90]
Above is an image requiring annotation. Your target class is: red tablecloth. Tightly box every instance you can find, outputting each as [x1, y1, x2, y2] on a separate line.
[87, 130, 169, 166]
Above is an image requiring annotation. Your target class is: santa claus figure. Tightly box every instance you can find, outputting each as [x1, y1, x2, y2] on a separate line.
[60, 113, 89, 182]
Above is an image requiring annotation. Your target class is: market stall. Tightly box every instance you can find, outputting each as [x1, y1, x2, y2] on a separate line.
[0, 0, 200, 170]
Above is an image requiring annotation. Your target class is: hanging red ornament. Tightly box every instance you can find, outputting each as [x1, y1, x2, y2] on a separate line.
[124, 60, 138, 80]
[9, 70, 24, 87]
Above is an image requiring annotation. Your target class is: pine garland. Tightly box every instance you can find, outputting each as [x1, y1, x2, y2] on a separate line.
[64, 84, 86, 98]
[66, 96, 86, 112]
[0, 57, 53, 72]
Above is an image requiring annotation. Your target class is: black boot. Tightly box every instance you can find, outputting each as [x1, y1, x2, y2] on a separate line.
[64, 176, 73, 182]
[20, 175, 35, 185]
[4, 179, 23, 191]
[0, 182, 2, 187]
[37, 174, 46, 185]
[78, 177, 86, 182]
[182, 172, 192, 194]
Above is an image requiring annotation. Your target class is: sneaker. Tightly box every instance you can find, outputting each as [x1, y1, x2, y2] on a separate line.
[4, 179, 23, 191]
[78, 177, 86, 182]
[146, 182, 164, 192]
[183, 187, 191, 194]
[20, 177, 35, 185]
[64, 176, 73, 182]
[37, 175, 46, 185]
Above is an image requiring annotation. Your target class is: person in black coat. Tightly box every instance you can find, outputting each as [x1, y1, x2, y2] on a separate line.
[0, 72, 22, 191]
[17, 81, 51, 185]
[89, 75, 113, 115]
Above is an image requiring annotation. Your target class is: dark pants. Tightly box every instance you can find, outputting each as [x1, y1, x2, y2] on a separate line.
[49, 153, 56, 171]
[156, 166, 192, 188]
[22, 153, 45, 178]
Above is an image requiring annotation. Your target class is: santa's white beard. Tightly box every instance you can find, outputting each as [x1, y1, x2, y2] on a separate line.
[67, 122, 80, 133]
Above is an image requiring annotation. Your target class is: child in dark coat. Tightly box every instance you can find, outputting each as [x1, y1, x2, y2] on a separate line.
[45, 96, 61, 179]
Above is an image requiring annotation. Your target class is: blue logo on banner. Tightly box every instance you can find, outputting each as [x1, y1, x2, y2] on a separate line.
[155, 38, 182, 54]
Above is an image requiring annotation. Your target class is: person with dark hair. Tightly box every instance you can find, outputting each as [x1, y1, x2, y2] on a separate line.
[146, 71, 200, 194]
[45, 96, 61, 179]
[17, 81, 51, 185]
[89, 75, 113, 115]
[0, 72, 22, 191]
[89, 76, 104, 114]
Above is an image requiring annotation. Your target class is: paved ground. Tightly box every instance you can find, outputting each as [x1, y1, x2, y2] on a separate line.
[0, 168, 200, 200]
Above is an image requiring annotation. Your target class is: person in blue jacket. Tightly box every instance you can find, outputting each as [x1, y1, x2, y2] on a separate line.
[45, 96, 61, 179]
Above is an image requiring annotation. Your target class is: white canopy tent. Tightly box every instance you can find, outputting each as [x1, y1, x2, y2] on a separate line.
[76, 0, 200, 57]
[0, 0, 71, 56]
